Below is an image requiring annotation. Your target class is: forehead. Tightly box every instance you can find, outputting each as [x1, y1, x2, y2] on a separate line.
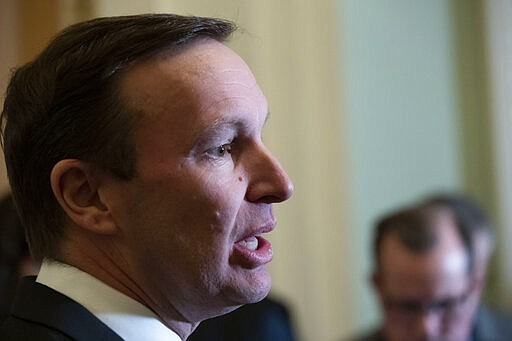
[379, 220, 469, 298]
[118, 38, 267, 126]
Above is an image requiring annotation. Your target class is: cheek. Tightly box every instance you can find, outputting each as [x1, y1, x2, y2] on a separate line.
[120, 164, 248, 257]
[159, 171, 247, 248]
[184, 168, 246, 222]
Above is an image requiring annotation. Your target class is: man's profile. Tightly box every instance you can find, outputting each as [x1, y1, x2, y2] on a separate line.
[0, 14, 293, 340]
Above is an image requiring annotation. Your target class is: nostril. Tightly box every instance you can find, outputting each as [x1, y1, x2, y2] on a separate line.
[262, 174, 293, 203]
[245, 175, 293, 203]
[257, 195, 284, 204]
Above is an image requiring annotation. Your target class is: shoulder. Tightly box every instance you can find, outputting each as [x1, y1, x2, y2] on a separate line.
[1, 276, 122, 341]
[473, 304, 512, 340]
[0, 316, 73, 341]
[344, 328, 383, 341]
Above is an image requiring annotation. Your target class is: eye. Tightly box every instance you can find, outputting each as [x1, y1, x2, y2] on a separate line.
[206, 142, 233, 158]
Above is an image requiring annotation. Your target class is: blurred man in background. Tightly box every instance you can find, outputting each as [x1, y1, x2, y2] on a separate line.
[352, 193, 512, 341]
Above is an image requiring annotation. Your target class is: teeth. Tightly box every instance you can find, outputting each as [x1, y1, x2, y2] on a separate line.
[241, 236, 259, 250]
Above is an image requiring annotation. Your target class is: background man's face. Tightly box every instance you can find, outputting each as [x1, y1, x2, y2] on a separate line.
[102, 39, 293, 322]
[375, 217, 479, 341]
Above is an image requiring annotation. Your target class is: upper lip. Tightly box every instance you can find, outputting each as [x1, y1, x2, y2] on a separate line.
[257, 219, 276, 234]
[237, 218, 276, 242]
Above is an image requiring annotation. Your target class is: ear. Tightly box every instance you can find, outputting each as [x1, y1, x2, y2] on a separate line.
[50, 159, 117, 235]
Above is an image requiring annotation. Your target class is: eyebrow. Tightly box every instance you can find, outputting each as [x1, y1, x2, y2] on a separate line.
[193, 119, 240, 147]
[207, 109, 270, 130]
[194, 108, 271, 143]
[206, 117, 242, 132]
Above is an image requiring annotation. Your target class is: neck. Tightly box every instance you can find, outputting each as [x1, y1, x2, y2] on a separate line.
[56, 229, 199, 339]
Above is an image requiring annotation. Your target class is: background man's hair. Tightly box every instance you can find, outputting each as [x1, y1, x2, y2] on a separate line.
[1, 14, 236, 259]
[373, 205, 441, 271]
[424, 193, 494, 250]
[373, 193, 492, 275]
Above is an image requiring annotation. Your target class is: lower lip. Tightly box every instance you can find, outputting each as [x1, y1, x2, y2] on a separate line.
[231, 236, 273, 269]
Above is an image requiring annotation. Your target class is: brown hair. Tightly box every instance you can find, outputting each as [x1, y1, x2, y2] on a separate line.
[373, 193, 492, 275]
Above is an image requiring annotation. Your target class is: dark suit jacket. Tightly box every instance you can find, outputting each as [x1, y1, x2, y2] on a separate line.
[0, 276, 123, 340]
[0, 194, 28, 322]
[471, 305, 512, 341]
[188, 297, 296, 341]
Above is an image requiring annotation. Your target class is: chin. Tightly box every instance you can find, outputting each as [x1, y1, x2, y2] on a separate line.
[243, 272, 272, 303]
[226, 269, 272, 305]
[197, 279, 270, 322]
[244, 287, 270, 304]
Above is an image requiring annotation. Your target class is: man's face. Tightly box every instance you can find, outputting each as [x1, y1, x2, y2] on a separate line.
[374, 215, 479, 341]
[103, 39, 293, 322]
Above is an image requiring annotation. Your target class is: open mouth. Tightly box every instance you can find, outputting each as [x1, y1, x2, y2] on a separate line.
[237, 235, 260, 251]
[232, 235, 272, 268]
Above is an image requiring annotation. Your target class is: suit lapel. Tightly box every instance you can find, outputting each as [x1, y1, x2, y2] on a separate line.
[11, 276, 123, 341]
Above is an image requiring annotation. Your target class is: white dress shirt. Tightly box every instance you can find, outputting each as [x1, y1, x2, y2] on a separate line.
[36, 259, 182, 341]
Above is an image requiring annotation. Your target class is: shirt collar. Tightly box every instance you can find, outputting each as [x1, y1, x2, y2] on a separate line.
[37, 259, 182, 341]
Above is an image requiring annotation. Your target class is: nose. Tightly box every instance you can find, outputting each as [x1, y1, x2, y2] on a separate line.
[416, 312, 441, 341]
[244, 144, 294, 203]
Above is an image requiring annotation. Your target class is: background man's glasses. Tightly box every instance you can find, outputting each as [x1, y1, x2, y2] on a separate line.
[384, 286, 474, 322]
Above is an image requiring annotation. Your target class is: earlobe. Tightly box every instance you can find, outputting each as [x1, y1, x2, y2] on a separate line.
[50, 159, 117, 235]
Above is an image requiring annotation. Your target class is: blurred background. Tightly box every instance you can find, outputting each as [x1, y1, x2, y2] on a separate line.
[0, 1, 511, 340]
